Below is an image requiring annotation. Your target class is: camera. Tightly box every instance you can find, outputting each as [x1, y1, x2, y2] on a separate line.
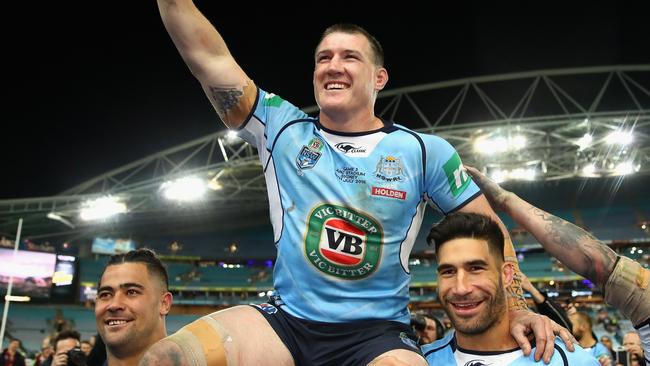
[410, 314, 426, 332]
[613, 347, 630, 366]
[66, 347, 86, 366]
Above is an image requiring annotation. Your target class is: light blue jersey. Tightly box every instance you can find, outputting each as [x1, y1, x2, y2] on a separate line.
[238, 89, 480, 324]
[583, 342, 611, 363]
[422, 331, 599, 365]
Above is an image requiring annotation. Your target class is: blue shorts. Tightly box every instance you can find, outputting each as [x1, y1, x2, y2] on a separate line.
[251, 297, 422, 366]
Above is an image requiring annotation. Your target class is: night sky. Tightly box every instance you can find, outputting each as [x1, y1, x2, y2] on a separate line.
[3, 3, 648, 199]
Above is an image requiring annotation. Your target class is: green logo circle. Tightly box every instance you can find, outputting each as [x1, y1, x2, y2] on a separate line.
[305, 204, 383, 279]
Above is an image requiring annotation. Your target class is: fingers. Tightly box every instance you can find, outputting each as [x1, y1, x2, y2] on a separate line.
[537, 317, 555, 364]
[509, 322, 533, 357]
[556, 325, 575, 352]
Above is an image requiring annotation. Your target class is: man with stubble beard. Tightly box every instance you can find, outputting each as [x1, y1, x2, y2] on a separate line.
[422, 213, 597, 365]
[95, 249, 172, 366]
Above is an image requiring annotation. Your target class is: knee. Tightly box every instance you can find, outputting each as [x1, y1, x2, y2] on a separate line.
[367, 355, 411, 366]
[160, 317, 229, 366]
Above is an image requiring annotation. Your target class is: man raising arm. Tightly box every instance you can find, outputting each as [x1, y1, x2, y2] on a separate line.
[465, 165, 650, 364]
[147, 2, 572, 364]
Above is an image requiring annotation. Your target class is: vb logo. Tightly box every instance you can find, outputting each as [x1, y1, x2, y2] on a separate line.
[305, 204, 383, 279]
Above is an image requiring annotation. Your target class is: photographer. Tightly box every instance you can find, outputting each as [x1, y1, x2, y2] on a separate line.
[41, 330, 85, 366]
[410, 313, 444, 345]
[620, 331, 647, 366]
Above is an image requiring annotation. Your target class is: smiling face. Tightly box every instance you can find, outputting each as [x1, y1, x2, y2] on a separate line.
[436, 238, 511, 336]
[95, 262, 171, 358]
[313, 31, 387, 119]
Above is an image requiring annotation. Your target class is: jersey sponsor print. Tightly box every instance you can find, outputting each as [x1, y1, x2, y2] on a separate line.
[305, 204, 382, 279]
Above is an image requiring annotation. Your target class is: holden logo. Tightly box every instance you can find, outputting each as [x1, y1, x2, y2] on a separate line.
[305, 204, 382, 279]
[335, 142, 366, 154]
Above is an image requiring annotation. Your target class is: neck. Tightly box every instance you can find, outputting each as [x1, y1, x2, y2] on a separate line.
[578, 333, 597, 348]
[106, 351, 144, 366]
[318, 110, 382, 133]
[456, 310, 519, 352]
[106, 327, 166, 366]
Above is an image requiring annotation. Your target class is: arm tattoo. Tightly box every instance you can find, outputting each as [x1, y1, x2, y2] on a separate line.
[208, 86, 243, 121]
[167, 347, 184, 366]
[531, 208, 617, 287]
[506, 265, 529, 311]
[139, 352, 156, 366]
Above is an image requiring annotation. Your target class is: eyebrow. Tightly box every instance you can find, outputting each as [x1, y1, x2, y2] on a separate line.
[97, 283, 145, 292]
[437, 260, 489, 272]
[316, 49, 363, 58]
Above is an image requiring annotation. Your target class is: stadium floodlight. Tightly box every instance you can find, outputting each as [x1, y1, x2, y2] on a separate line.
[4, 295, 30, 302]
[606, 130, 633, 145]
[161, 176, 207, 202]
[80, 196, 127, 221]
[511, 135, 527, 150]
[474, 134, 527, 155]
[474, 136, 508, 155]
[581, 163, 597, 176]
[485, 160, 546, 183]
[46, 212, 76, 229]
[613, 161, 639, 176]
[576, 133, 593, 151]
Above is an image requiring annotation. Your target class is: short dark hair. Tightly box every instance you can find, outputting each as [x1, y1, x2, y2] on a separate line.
[573, 312, 593, 329]
[53, 330, 80, 351]
[427, 212, 504, 261]
[317, 23, 384, 67]
[99, 248, 169, 291]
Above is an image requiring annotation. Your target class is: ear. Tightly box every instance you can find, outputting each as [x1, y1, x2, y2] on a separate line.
[375, 67, 388, 91]
[502, 261, 514, 287]
[159, 292, 173, 316]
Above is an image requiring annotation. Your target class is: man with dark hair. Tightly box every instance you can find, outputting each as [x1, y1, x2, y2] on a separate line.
[79, 341, 92, 357]
[465, 165, 650, 365]
[570, 312, 613, 365]
[42, 330, 82, 366]
[423, 213, 597, 365]
[95, 248, 172, 366]
[146, 1, 572, 365]
[411, 313, 444, 345]
[0, 339, 25, 366]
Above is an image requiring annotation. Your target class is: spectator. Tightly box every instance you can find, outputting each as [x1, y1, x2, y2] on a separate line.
[41, 330, 82, 366]
[33, 345, 53, 366]
[569, 312, 613, 365]
[85, 335, 105, 366]
[411, 313, 444, 345]
[622, 331, 647, 366]
[79, 341, 92, 357]
[0, 339, 25, 366]
[600, 335, 614, 357]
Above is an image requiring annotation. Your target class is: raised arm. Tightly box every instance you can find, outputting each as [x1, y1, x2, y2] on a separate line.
[157, 0, 256, 128]
[464, 165, 617, 288]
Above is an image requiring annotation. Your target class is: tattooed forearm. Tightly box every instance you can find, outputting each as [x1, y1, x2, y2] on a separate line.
[507, 269, 529, 311]
[529, 207, 617, 287]
[209, 86, 243, 121]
